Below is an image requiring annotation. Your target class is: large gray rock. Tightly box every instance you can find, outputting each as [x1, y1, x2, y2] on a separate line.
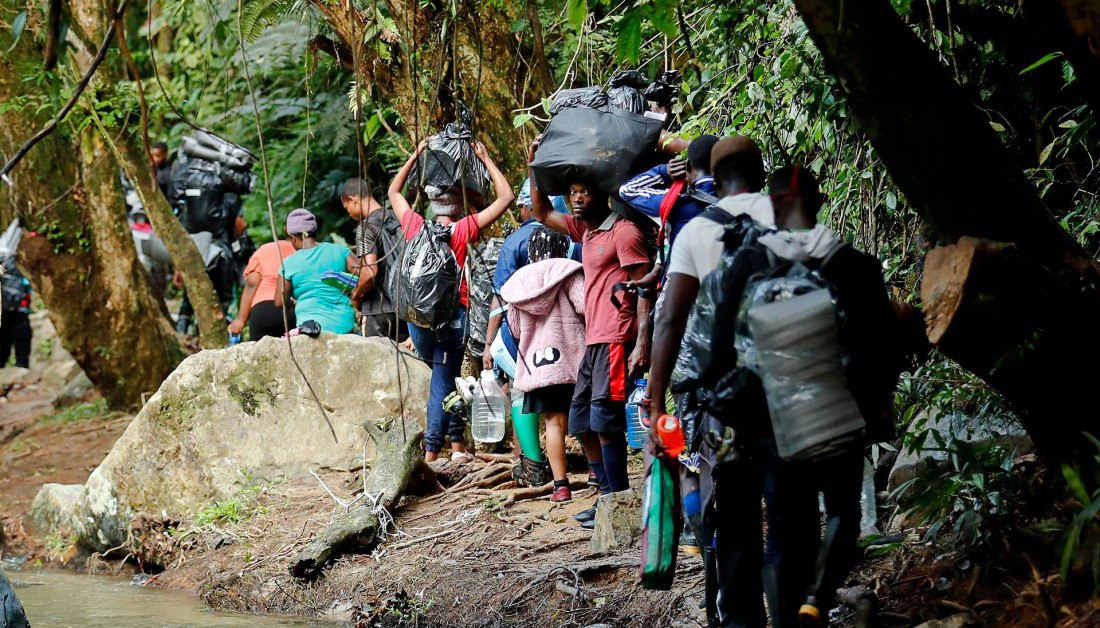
[29, 483, 84, 536]
[590, 487, 642, 554]
[0, 568, 30, 628]
[33, 334, 431, 552]
[888, 410, 1032, 493]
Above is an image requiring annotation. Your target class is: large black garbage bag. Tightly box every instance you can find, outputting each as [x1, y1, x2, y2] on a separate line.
[607, 70, 650, 114]
[530, 105, 663, 196]
[409, 103, 491, 209]
[549, 87, 608, 116]
[389, 221, 461, 330]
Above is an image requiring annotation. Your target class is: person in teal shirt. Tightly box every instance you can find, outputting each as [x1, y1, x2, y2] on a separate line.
[279, 208, 358, 334]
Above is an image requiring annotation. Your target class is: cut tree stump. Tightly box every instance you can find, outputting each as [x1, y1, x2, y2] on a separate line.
[290, 417, 426, 579]
[921, 237, 1100, 460]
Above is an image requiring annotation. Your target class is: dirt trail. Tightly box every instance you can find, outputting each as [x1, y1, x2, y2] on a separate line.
[152, 463, 707, 627]
[1, 385, 130, 552]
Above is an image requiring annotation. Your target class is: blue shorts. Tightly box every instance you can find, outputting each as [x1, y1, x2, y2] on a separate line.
[568, 343, 630, 435]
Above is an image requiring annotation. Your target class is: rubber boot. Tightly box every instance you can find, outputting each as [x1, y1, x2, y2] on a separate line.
[511, 395, 544, 462]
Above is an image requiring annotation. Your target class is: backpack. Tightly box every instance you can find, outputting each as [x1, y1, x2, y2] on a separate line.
[372, 209, 406, 304]
[1, 258, 29, 313]
[733, 244, 865, 462]
[388, 220, 460, 329]
[465, 237, 505, 358]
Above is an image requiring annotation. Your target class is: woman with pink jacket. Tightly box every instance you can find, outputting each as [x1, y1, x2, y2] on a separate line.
[501, 228, 586, 502]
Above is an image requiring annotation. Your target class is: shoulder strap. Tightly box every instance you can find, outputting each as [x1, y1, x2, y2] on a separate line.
[688, 188, 720, 206]
[700, 205, 738, 226]
[656, 179, 686, 267]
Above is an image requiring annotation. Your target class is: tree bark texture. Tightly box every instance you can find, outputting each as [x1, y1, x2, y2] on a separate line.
[921, 237, 1100, 455]
[0, 1, 182, 408]
[310, 0, 555, 181]
[794, 0, 1100, 460]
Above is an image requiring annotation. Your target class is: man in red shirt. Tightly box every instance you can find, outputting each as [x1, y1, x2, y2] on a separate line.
[389, 138, 514, 463]
[527, 137, 653, 528]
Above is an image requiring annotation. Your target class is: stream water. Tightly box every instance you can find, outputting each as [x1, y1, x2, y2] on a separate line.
[8, 569, 343, 627]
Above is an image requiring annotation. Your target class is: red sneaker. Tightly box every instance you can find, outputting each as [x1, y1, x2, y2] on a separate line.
[550, 486, 573, 503]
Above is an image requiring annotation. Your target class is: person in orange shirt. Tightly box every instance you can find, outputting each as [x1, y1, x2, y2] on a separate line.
[228, 238, 297, 341]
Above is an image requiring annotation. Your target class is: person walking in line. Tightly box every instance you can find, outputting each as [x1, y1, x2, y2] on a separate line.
[388, 139, 514, 463]
[280, 209, 358, 335]
[527, 136, 653, 529]
[229, 238, 297, 341]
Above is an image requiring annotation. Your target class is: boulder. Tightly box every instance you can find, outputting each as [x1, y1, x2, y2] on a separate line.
[32, 334, 431, 552]
[29, 483, 83, 535]
[0, 366, 30, 388]
[887, 410, 1032, 493]
[0, 568, 30, 628]
[590, 487, 642, 554]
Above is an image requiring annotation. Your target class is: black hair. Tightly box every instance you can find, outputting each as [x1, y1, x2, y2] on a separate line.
[152, 141, 168, 152]
[767, 165, 822, 211]
[340, 177, 373, 199]
[687, 135, 720, 174]
[528, 226, 570, 263]
[713, 152, 766, 193]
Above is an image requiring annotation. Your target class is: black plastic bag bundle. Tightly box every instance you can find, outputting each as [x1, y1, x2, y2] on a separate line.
[409, 103, 491, 209]
[548, 87, 608, 116]
[465, 237, 505, 358]
[642, 70, 683, 108]
[530, 105, 663, 196]
[390, 221, 461, 329]
[607, 70, 650, 114]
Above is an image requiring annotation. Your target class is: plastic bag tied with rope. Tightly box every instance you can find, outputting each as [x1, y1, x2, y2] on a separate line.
[391, 221, 461, 330]
[409, 103, 491, 211]
[734, 262, 865, 462]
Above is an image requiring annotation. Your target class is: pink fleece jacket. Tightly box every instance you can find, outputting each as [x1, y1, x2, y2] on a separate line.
[500, 258, 586, 393]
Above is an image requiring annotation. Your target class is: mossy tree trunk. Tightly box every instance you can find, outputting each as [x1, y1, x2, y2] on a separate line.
[0, 0, 183, 408]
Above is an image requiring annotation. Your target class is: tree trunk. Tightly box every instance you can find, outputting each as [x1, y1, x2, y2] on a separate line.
[793, 0, 1100, 460]
[310, 0, 554, 181]
[0, 1, 182, 408]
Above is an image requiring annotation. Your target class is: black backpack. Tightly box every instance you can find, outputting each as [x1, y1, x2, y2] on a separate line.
[387, 220, 460, 329]
[1, 258, 29, 313]
[372, 208, 406, 303]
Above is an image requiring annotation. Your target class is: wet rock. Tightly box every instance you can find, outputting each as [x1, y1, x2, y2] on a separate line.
[912, 613, 978, 628]
[33, 334, 432, 552]
[55, 371, 94, 404]
[887, 410, 1032, 493]
[0, 568, 31, 628]
[590, 487, 642, 554]
[29, 483, 83, 535]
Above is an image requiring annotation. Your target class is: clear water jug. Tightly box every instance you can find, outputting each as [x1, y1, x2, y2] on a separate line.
[471, 370, 507, 443]
[625, 379, 649, 449]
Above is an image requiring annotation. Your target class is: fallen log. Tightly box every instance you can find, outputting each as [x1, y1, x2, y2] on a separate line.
[289, 417, 425, 579]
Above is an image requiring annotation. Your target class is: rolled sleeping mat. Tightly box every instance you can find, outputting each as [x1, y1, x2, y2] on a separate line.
[192, 129, 256, 169]
[139, 231, 223, 268]
[181, 137, 253, 171]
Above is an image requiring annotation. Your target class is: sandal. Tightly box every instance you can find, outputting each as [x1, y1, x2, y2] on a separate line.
[450, 451, 475, 464]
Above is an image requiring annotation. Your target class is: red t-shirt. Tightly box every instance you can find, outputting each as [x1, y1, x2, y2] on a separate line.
[564, 213, 650, 345]
[401, 212, 480, 308]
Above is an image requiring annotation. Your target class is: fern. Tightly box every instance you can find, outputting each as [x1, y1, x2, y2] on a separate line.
[237, 0, 296, 42]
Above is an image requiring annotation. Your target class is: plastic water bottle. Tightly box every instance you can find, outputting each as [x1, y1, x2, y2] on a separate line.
[656, 414, 686, 458]
[228, 333, 241, 345]
[626, 379, 650, 449]
[471, 370, 507, 443]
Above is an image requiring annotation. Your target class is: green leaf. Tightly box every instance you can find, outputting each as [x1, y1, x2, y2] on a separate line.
[1059, 120, 1078, 129]
[1019, 52, 1062, 75]
[512, 112, 533, 128]
[885, 191, 897, 210]
[616, 12, 643, 65]
[566, 0, 587, 31]
[364, 113, 383, 142]
[1063, 464, 1091, 503]
[7, 10, 26, 53]
[647, 0, 678, 38]
[1039, 140, 1055, 165]
[989, 121, 1006, 132]
[509, 18, 530, 33]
